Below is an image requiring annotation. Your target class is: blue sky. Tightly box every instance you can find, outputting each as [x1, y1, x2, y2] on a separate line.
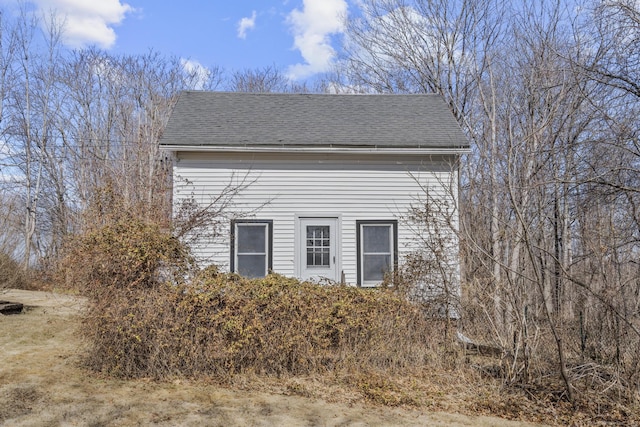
[1, 0, 353, 81]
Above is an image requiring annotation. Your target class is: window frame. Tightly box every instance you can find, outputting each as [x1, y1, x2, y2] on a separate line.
[230, 219, 273, 278]
[356, 220, 398, 287]
[305, 224, 331, 268]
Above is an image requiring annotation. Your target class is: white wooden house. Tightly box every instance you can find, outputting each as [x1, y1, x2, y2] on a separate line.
[160, 91, 468, 287]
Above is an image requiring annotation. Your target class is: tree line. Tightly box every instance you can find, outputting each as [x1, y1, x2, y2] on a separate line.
[1, 0, 639, 403]
[0, 7, 322, 271]
[335, 0, 640, 401]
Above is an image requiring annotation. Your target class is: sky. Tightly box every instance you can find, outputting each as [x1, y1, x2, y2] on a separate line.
[0, 0, 354, 82]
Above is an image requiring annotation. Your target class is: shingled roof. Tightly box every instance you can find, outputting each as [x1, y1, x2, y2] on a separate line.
[160, 91, 468, 150]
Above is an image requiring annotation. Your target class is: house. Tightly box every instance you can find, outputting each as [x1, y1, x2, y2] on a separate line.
[160, 91, 469, 288]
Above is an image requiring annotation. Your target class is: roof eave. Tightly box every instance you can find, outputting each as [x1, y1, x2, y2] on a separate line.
[159, 144, 470, 155]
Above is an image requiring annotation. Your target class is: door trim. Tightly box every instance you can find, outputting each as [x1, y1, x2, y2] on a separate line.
[295, 215, 341, 282]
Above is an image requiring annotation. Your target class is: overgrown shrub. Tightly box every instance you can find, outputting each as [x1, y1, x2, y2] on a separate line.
[0, 251, 26, 289]
[62, 217, 442, 380]
[60, 216, 192, 297]
[82, 267, 441, 379]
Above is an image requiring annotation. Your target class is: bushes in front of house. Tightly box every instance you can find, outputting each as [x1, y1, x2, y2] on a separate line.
[62, 217, 439, 379]
[61, 216, 192, 295]
[81, 269, 438, 379]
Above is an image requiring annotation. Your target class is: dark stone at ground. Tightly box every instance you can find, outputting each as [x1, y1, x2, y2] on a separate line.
[0, 301, 24, 315]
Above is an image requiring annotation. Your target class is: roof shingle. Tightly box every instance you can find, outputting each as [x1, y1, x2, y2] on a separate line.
[160, 91, 468, 149]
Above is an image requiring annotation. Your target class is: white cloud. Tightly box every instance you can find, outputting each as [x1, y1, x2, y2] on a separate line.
[181, 58, 211, 90]
[237, 10, 257, 39]
[286, 0, 347, 80]
[29, 0, 133, 49]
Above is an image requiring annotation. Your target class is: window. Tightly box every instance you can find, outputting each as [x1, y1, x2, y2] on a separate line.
[231, 220, 272, 278]
[357, 220, 397, 286]
[306, 225, 331, 267]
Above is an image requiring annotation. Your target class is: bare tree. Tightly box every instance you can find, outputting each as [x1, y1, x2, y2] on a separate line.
[58, 49, 227, 232]
[6, 6, 68, 268]
[336, 0, 640, 401]
[0, 3, 228, 269]
[227, 65, 312, 93]
[583, 0, 640, 98]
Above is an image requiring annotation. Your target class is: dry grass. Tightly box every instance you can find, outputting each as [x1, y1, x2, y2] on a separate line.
[0, 289, 550, 427]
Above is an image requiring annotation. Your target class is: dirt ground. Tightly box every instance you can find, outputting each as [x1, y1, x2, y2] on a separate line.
[0, 289, 547, 426]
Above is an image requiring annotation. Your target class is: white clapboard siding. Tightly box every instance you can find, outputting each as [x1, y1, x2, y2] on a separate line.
[173, 152, 459, 286]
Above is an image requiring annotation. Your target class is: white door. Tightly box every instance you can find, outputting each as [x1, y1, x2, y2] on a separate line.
[299, 218, 339, 282]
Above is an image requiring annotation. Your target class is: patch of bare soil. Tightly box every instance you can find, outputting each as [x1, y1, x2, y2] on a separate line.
[0, 289, 546, 426]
